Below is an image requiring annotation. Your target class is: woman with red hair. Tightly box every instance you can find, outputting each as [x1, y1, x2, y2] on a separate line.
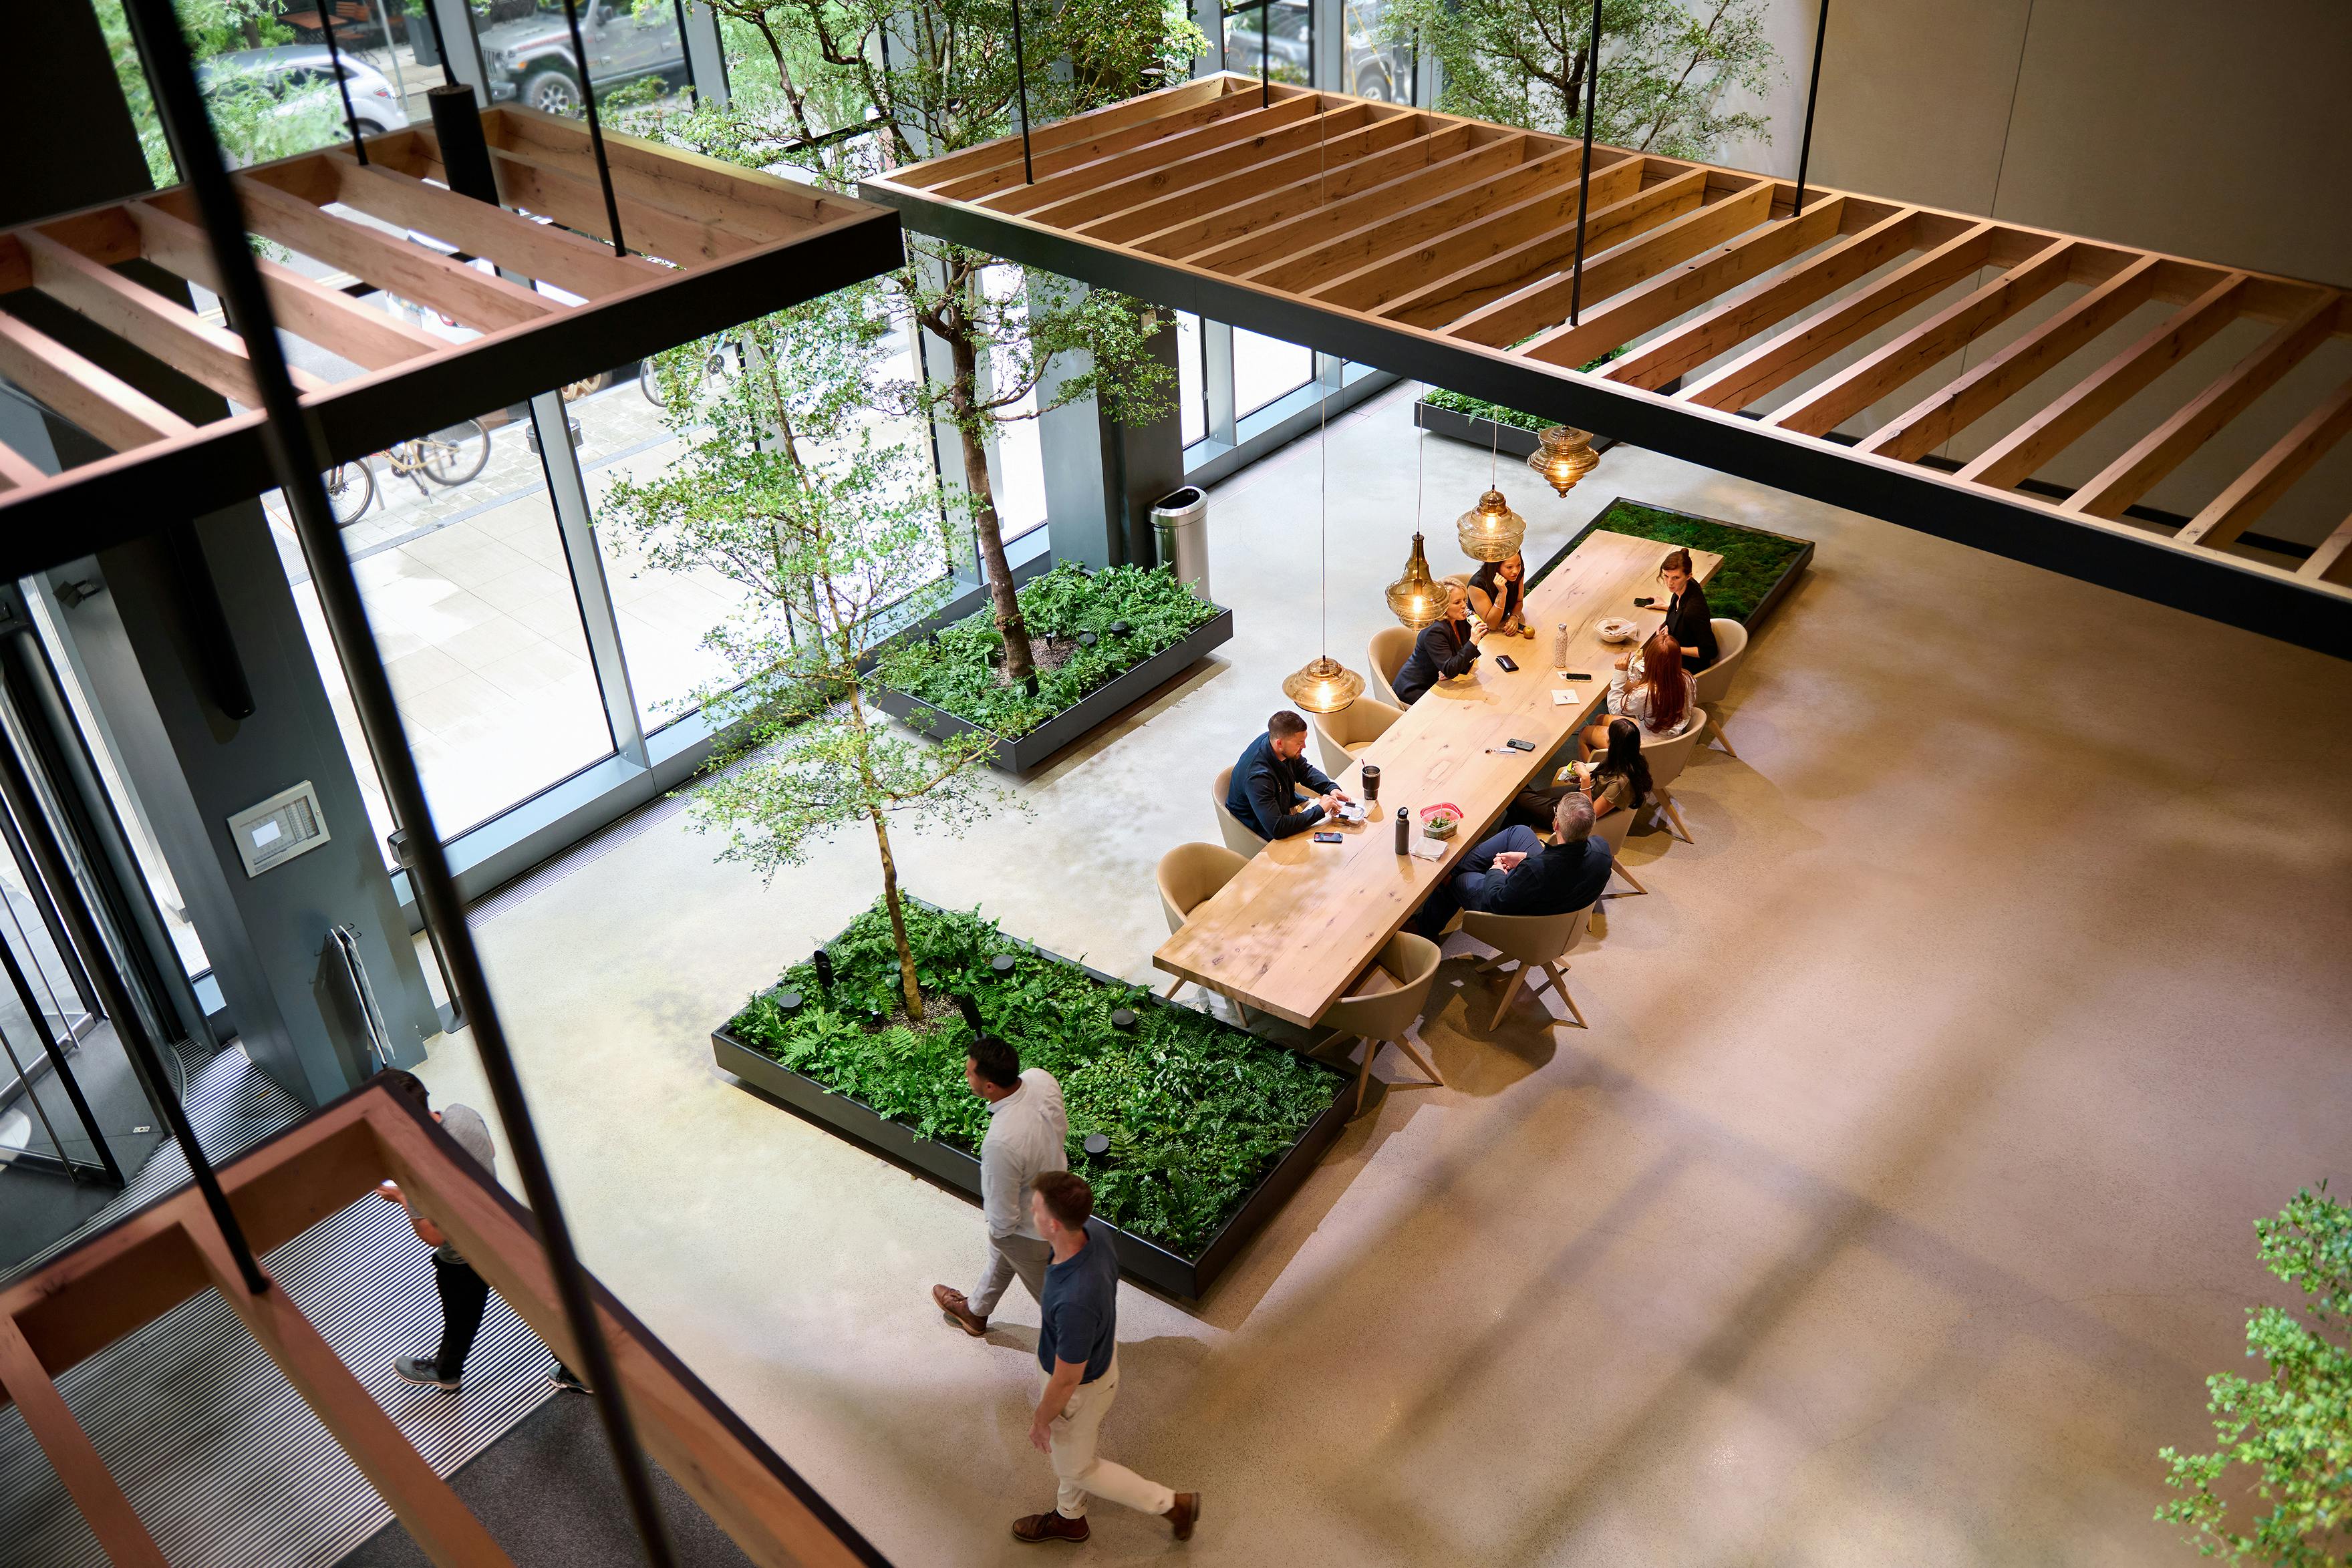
[1581, 627, 1695, 757]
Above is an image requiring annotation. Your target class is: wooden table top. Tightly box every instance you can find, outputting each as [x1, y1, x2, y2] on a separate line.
[1153, 528, 1721, 1028]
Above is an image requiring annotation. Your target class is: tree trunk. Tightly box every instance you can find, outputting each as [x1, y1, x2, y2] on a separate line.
[945, 325, 1036, 683]
[868, 806, 924, 1021]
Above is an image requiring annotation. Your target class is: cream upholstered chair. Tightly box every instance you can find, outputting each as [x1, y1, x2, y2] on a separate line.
[1461, 904, 1592, 1031]
[1314, 932, 1443, 1117]
[1593, 800, 1646, 895]
[1636, 710, 1707, 843]
[1309, 697, 1402, 777]
[1156, 842, 1247, 1005]
[1210, 765, 1268, 859]
[1693, 618, 1750, 758]
[1366, 626, 1415, 708]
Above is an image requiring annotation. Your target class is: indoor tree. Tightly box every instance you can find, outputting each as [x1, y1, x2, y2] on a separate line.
[1378, 0, 1779, 160]
[642, 0, 1198, 683]
[598, 285, 1006, 1020]
[2158, 1183, 2351, 1565]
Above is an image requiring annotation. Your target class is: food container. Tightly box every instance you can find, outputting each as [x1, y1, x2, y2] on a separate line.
[1419, 802, 1463, 839]
[1596, 617, 1641, 643]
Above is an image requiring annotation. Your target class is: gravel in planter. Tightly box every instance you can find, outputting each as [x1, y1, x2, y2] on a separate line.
[881, 563, 1217, 741]
[725, 899, 1344, 1260]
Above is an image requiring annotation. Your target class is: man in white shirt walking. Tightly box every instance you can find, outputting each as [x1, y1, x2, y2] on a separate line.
[933, 1034, 1067, 1336]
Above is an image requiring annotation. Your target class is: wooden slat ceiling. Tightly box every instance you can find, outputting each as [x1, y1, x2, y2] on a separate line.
[864, 75, 2352, 657]
[0, 106, 901, 575]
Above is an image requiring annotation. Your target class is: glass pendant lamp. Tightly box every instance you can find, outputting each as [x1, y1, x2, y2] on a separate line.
[1454, 416, 1526, 563]
[1527, 426, 1598, 496]
[1386, 426, 1445, 628]
[1282, 138, 1362, 715]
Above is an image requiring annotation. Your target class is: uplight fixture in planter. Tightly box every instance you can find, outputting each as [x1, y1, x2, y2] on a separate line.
[1109, 1007, 1136, 1030]
[990, 954, 1017, 977]
[1082, 1133, 1111, 1156]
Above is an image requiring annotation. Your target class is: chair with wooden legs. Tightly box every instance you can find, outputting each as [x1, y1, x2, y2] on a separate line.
[1636, 710, 1707, 843]
[1366, 626, 1415, 708]
[1693, 619, 1750, 758]
[1461, 904, 1593, 1031]
[1594, 802, 1646, 895]
[1308, 697, 1403, 778]
[1209, 765, 1268, 859]
[1155, 842, 1247, 1011]
[1313, 931, 1443, 1117]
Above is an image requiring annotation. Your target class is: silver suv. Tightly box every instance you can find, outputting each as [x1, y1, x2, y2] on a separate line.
[476, 1, 688, 117]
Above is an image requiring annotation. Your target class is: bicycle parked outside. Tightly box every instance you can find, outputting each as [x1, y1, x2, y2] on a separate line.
[323, 419, 492, 526]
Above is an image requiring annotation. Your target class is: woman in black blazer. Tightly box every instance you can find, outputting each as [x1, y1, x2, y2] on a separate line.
[1392, 581, 1482, 705]
[1657, 547, 1718, 672]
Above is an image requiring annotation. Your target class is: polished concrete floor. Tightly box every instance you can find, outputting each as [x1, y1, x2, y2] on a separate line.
[413, 382, 2352, 1567]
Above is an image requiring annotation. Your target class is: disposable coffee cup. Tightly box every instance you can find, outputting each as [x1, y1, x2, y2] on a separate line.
[1362, 763, 1381, 802]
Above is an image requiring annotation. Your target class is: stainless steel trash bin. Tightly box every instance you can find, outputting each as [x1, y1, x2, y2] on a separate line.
[1151, 486, 1211, 603]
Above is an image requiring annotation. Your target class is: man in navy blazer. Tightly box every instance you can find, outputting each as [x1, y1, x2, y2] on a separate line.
[1413, 792, 1610, 937]
[1225, 710, 1351, 840]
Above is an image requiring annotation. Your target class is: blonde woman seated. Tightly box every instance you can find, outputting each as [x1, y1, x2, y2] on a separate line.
[1580, 629, 1695, 756]
[1466, 552, 1534, 639]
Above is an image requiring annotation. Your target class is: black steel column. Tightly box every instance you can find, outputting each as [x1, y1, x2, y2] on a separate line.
[1794, 0, 1829, 216]
[559, 0, 630, 257]
[316, 3, 371, 166]
[1566, 0, 1602, 327]
[119, 0, 674, 1559]
[1011, 0, 1036, 184]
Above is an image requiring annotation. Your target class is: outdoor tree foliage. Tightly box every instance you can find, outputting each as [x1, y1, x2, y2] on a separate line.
[631, 0, 1199, 681]
[2158, 1183, 2352, 1565]
[598, 285, 1006, 1020]
[1379, 0, 1779, 160]
[93, 0, 344, 184]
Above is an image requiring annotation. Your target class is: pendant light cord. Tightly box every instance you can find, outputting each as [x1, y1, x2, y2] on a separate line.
[1315, 86, 1331, 664]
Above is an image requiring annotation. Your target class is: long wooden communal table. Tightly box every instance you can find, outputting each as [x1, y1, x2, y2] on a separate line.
[1155, 528, 1721, 1027]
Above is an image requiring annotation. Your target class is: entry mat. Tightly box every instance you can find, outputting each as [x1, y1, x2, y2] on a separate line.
[0, 1055, 553, 1566]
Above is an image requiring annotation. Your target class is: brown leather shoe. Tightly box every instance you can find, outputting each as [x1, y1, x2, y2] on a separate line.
[931, 1284, 988, 1338]
[1165, 1492, 1200, 1541]
[1011, 1509, 1090, 1545]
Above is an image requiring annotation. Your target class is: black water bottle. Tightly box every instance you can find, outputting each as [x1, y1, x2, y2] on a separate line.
[1394, 806, 1410, 854]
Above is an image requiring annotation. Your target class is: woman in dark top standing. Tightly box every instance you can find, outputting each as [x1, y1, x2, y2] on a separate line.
[1392, 581, 1483, 706]
[1656, 547, 1718, 671]
[1466, 552, 1533, 639]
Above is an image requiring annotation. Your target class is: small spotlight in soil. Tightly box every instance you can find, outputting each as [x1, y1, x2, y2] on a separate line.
[1109, 1007, 1136, 1030]
[776, 989, 803, 1014]
[1109, 620, 1132, 637]
[990, 953, 1018, 976]
[1076, 632, 1097, 648]
[1083, 1134, 1111, 1156]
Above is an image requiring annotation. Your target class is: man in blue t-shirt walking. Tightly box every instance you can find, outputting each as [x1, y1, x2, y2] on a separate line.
[1011, 1172, 1200, 1546]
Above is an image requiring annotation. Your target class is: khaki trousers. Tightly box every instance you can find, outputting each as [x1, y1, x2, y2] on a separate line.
[1040, 1354, 1175, 1520]
[968, 1231, 1052, 1318]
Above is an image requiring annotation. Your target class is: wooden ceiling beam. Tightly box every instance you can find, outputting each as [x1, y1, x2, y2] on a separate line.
[13, 229, 328, 403]
[1956, 271, 2252, 491]
[1513, 196, 1850, 370]
[2301, 514, 2352, 584]
[1368, 162, 1707, 322]
[1181, 132, 1531, 275]
[2176, 376, 2352, 551]
[1858, 253, 2164, 463]
[932, 80, 1274, 202]
[490, 106, 855, 234]
[909, 75, 1236, 190]
[2061, 291, 2341, 520]
[0, 440, 46, 492]
[190, 178, 559, 333]
[1090, 113, 1439, 247]
[1678, 221, 1999, 412]
[1279, 152, 1646, 305]
[1602, 208, 1922, 391]
[1765, 236, 2077, 438]
[122, 201, 442, 372]
[1016, 102, 1382, 232]
[321, 155, 668, 297]
[1447, 176, 1779, 348]
[0, 309, 195, 450]
[480, 145, 760, 265]
[981, 94, 1332, 217]
[0, 1315, 166, 1568]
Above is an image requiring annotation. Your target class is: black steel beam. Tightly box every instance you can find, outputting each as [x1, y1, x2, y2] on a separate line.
[859, 178, 2352, 661]
[0, 208, 903, 581]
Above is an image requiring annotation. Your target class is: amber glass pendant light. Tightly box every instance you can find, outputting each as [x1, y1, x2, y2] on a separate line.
[1528, 426, 1598, 496]
[1454, 415, 1526, 563]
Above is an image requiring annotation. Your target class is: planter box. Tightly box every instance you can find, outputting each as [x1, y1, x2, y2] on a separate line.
[1533, 497, 1815, 631]
[1414, 398, 1542, 458]
[875, 605, 1233, 776]
[710, 911, 1351, 1302]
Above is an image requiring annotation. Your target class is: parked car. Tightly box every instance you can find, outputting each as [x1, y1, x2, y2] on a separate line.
[476, 1, 689, 118]
[198, 46, 411, 147]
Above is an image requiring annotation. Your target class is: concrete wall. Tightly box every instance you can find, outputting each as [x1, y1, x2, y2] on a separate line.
[1698, 0, 2352, 548]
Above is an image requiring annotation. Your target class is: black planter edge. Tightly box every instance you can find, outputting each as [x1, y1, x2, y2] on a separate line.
[874, 605, 1234, 776]
[1413, 399, 1543, 459]
[1538, 494, 1815, 631]
[708, 905, 1352, 1303]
